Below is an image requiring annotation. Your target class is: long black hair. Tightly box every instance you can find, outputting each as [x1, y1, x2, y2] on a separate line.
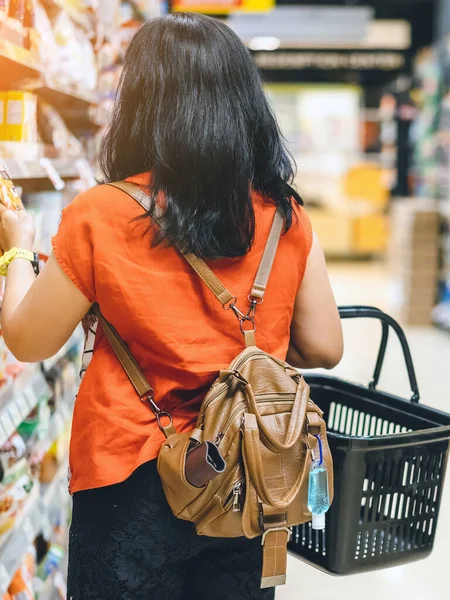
[101, 12, 302, 259]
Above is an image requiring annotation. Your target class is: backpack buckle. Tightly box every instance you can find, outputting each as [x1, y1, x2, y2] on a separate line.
[231, 300, 258, 333]
[261, 526, 292, 546]
[142, 393, 175, 437]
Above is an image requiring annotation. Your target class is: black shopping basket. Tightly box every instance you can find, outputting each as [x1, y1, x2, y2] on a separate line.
[289, 306, 450, 575]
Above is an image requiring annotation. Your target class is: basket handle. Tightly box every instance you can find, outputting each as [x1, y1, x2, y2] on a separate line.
[338, 306, 420, 404]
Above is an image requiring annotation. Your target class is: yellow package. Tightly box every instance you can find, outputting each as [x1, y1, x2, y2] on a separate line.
[5, 92, 37, 143]
[0, 92, 6, 141]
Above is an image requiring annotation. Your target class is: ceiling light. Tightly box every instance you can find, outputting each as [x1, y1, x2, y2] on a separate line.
[248, 36, 281, 51]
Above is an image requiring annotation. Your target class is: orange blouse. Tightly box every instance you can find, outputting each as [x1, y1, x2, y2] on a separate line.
[52, 174, 313, 493]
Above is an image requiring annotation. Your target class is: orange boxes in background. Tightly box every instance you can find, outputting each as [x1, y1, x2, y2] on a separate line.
[388, 199, 440, 326]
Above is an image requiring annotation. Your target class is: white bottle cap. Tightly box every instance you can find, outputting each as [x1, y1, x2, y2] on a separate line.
[312, 514, 326, 530]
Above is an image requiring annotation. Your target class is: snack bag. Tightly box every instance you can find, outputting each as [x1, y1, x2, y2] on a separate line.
[0, 161, 23, 266]
[0, 161, 22, 211]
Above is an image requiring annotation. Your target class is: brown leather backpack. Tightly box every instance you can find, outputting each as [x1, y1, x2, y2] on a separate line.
[94, 181, 334, 588]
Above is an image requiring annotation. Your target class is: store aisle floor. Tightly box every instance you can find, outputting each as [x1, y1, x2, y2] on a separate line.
[278, 261, 450, 600]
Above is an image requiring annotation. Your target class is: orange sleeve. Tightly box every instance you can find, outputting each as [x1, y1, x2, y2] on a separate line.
[51, 191, 96, 304]
[297, 205, 313, 256]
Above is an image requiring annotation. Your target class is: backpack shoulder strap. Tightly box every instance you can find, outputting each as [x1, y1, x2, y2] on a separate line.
[91, 304, 176, 438]
[249, 207, 284, 301]
[108, 181, 284, 305]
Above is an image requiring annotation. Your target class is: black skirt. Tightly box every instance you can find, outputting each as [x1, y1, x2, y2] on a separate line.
[67, 460, 275, 600]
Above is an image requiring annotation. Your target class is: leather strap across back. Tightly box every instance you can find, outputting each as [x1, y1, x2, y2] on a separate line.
[92, 180, 285, 433]
[108, 181, 285, 306]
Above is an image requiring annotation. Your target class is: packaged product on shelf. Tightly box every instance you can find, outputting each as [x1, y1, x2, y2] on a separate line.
[0, 159, 23, 309]
[8, 0, 25, 20]
[4, 91, 37, 143]
[39, 9, 97, 94]
[0, 457, 33, 537]
[37, 543, 65, 581]
[0, 160, 22, 210]
[7, 546, 36, 600]
[23, 0, 37, 52]
[37, 102, 84, 158]
[0, 433, 27, 472]
[18, 395, 51, 443]
[34, 1, 60, 75]
[39, 445, 58, 484]
[1, 0, 26, 47]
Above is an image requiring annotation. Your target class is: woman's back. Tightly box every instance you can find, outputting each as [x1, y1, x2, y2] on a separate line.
[53, 174, 313, 493]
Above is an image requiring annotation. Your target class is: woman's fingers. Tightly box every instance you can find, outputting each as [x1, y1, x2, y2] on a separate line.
[0, 204, 35, 251]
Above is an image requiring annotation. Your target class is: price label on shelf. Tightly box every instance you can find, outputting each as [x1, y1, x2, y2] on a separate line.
[23, 386, 36, 408]
[23, 517, 35, 541]
[0, 422, 8, 447]
[17, 394, 29, 416]
[1, 411, 15, 439]
[39, 158, 65, 191]
[42, 517, 52, 541]
[0, 564, 9, 593]
[8, 402, 22, 426]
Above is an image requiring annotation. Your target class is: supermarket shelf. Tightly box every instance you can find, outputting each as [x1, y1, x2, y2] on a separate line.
[0, 456, 70, 596]
[34, 85, 97, 110]
[0, 484, 45, 595]
[42, 329, 84, 372]
[32, 84, 100, 131]
[0, 369, 51, 449]
[3, 157, 80, 182]
[42, 457, 70, 511]
[33, 392, 75, 462]
[0, 41, 42, 85]
[0, 334, 80, 448]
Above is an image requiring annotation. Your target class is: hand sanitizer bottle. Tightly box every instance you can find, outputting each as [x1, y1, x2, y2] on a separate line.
[307, 435, 330, 530]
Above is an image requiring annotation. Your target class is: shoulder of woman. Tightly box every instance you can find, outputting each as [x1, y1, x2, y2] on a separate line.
[64, 183, 140, 219]
[289, 203, 313, 255]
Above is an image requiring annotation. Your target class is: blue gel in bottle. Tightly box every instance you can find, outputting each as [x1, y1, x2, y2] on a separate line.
[307, 435, 330, 530]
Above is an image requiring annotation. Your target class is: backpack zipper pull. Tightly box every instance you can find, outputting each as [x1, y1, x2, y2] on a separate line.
[214, 431, 225, 445]
[232, 481, 243, 512]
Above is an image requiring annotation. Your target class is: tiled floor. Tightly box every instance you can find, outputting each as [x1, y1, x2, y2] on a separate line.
[278, 262, 450, 600]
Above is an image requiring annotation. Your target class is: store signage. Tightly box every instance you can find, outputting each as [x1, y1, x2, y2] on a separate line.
[254, 51, 406, 72]
[172, 0, 274, 15]
[229, 6, 373, 45]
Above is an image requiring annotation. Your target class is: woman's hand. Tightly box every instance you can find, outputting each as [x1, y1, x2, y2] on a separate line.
[0, 204, 35, 251]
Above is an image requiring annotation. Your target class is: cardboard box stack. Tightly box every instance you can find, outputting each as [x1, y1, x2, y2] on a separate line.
[388, 199, 440, 325]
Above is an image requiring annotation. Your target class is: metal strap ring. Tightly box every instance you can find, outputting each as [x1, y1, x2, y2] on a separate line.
[223, 297, 238, 311]
[240, 319, 256, 334]
[157, 411, 174, 433]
